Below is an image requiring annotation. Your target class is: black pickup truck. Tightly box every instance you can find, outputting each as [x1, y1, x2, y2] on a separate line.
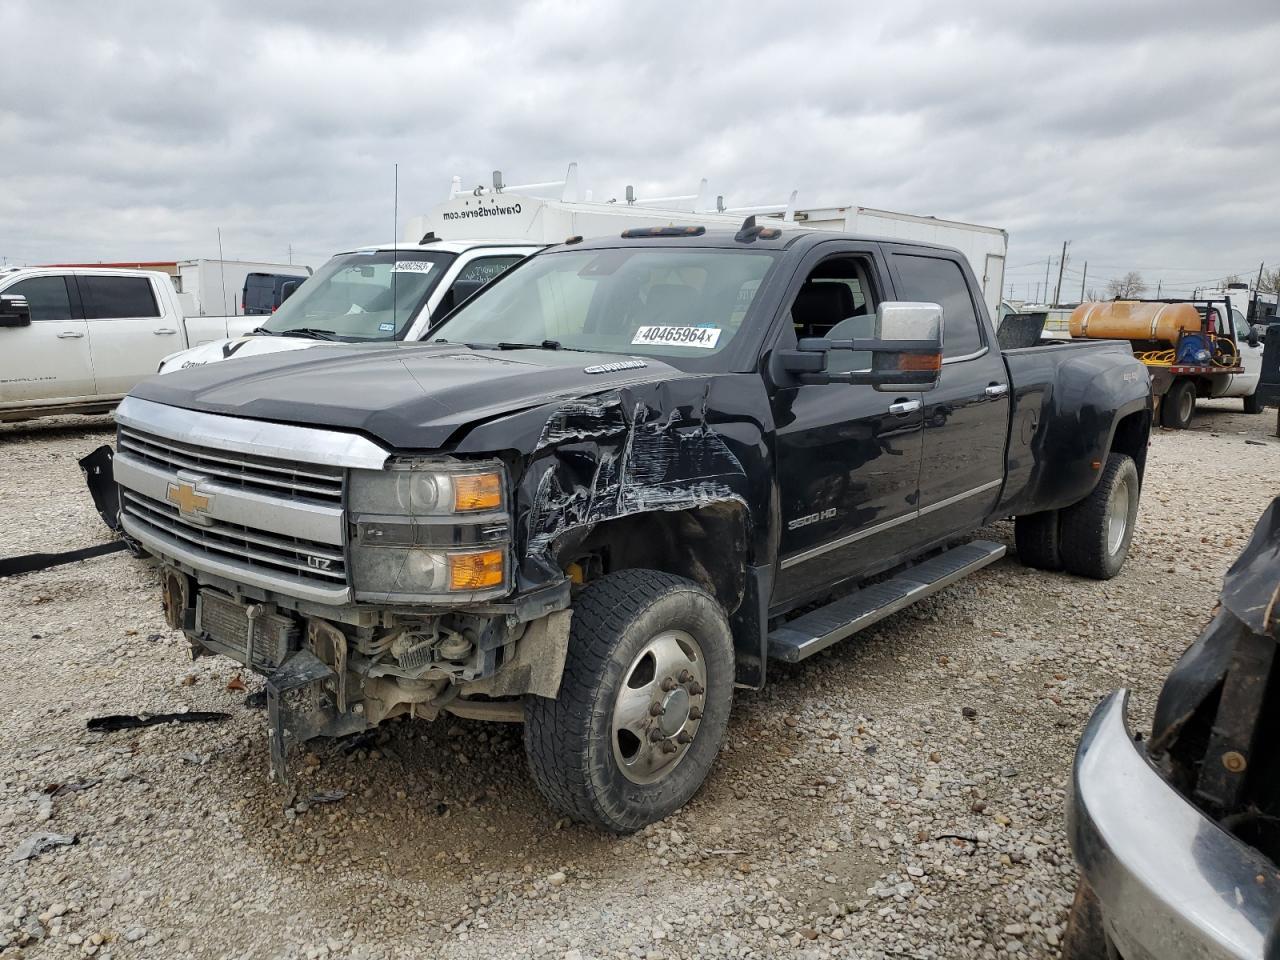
[110, 222, 1153, 831]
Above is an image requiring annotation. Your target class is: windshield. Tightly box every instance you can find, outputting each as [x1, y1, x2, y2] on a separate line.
[263, 250, 455, 340]
[430, 248, 778, 365]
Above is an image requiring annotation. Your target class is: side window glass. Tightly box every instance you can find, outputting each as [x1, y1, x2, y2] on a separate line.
[433, 256, 524, 321]
[81, 276, 160, 320]
[7, 276, 73, 322]
[893, 255, 983, 358]
[455, 256, 522, 286]
[788, 257, 878, 375]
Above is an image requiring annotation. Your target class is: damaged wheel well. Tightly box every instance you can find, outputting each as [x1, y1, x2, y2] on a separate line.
[565, 501, 750, 615]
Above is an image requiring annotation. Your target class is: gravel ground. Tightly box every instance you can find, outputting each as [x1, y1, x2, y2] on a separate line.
[1, 401, 1277, 960]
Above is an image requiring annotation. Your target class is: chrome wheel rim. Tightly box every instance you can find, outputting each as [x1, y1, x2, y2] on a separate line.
[1106, 477, 1131, 556]
[610, 630, 707, 785]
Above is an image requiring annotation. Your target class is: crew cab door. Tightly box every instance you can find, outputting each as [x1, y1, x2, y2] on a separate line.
[76, 274, 175, 396]
[770, 243, 925, 605]
[1228, 306, 1263, 398]
[890, 250, 1009, 542]
[0, 274, 96, 404]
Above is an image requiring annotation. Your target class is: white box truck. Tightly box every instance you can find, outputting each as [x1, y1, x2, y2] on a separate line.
[172, 259, 312, 317]
[408, 166, 1008, 321]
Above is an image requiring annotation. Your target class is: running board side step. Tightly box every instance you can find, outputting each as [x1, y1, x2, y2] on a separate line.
[767, 540, 1006, 663]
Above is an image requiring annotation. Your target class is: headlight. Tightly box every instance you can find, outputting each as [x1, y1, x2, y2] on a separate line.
[349, 459, 509, 603]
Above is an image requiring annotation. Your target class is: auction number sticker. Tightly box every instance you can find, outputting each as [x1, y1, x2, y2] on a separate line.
[392, 261, 434, 274]
[631, 325, 722, 349]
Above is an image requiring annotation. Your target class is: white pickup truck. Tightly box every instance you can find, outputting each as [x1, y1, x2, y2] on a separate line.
[0, 267, 259, 422]
[155, 239, 540, 374]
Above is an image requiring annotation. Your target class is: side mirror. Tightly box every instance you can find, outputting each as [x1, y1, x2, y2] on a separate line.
[1248, 324, 1264, 348]
[778, 301, 943, 391]
[0, 295, 31, 328]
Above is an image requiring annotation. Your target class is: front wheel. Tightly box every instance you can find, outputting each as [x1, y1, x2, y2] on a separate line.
[1243, 390, 1263, 414]
[1059, 452, 1140, 580]
[523, 570, 734, 833]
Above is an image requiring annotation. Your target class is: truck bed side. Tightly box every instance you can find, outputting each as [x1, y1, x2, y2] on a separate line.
[996, 338, 1152, 517]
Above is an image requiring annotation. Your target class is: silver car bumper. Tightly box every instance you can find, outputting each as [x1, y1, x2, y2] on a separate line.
[1068, 690, 1280, 960]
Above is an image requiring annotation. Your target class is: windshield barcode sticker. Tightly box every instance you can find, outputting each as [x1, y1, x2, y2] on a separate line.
[393, 261, 434, 274]
[631, 325, 722, 349]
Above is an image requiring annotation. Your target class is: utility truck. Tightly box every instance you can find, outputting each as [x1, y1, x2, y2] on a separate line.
[109, 219, 1152, 831]
[1068, 297, 1266, 428]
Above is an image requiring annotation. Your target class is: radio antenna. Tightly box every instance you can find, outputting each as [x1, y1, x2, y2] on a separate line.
[391, 162, 399, 333]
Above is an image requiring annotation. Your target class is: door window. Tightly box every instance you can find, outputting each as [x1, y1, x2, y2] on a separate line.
[788, 257, 878, 374]
[6, 276, 74, 321]
[80, 276, 161, 319]
[893, 255, 983, 359]
[432, 255, 525, 319]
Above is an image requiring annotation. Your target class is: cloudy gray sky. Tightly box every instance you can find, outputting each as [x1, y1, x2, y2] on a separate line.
[3, 0, 1277, 298]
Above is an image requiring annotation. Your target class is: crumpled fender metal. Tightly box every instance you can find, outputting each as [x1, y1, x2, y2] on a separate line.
[456, 374, 777, 684]
[79, 444, 122, 533]
[1150, 496, 1280, 752]
[457, 375, 774, 593]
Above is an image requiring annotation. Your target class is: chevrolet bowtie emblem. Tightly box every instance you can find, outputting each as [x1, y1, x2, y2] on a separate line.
[166, 480, 211, 516]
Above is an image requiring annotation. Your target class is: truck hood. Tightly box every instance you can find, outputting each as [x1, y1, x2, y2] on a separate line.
[157, 334, 328, 374]
[130, 342, 689, 450]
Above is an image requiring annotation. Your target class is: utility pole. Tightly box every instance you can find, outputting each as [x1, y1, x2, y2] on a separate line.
[1156, 280, 1162, 298]
[1253, 261, 1265, 320]
[1035, 282, 1040, 303]
[1043, 258, 1051, 304]
[1053, 241, 1069, 308]
[1079, 261, 1087, 302]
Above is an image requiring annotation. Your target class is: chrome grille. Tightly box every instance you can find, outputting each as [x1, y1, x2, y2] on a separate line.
[118, 425, 343, 504]
[122, 489, 347, 587]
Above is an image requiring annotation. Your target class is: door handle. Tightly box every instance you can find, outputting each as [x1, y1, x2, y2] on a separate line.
[888, 399, 922, 415]
[153, 328, 178, 335]
[985, 383, 1009, 398]
[56, 331, 85, 339]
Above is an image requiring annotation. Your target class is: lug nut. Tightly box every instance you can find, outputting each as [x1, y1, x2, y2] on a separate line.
[678, 669, 692, 683]
[649, 702, 665, 716]
[660, 676, 677, 692]
[676, 730, 693, 744]
[649, 728, 665, 742]
[661, 739, 679, 754]
[688, 682, 704, 696]
[689, 706, 702, 720]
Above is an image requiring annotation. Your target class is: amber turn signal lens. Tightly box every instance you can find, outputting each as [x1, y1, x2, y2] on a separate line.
[448, 549, 504, 590]
[453, 473, 502, 511]
[896, 352, 942, 372]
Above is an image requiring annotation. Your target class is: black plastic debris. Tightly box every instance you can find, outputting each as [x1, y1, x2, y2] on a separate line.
[42, 779, 100, 798]
[87, 711, 230, 733]
[0, 540, 128, 579]
[8, 832, 77, 864]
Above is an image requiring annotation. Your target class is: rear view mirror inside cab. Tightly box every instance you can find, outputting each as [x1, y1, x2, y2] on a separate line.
[777, 301, 943, 391]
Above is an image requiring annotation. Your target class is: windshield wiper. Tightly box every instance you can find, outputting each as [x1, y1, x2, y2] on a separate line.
[248, 326, 275, 336]
[283, 327, 338, 341]
[465, 339, 571, 351]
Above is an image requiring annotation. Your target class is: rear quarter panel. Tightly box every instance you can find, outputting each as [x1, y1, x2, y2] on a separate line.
[997, 340, 1151, 517]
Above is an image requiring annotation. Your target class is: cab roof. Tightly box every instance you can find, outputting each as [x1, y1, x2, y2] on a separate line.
[350, 239, 545, 255]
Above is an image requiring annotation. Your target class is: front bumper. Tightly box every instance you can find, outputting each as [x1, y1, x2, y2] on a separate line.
[1067, 690, 1280, 959]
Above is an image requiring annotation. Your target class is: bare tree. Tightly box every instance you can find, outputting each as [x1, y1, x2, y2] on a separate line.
[1224, 273, 1243, 287]
[1085, 287, 1100, 301]
[1106, 272, 1147, 299]
[1259, 268, 1280, 295]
